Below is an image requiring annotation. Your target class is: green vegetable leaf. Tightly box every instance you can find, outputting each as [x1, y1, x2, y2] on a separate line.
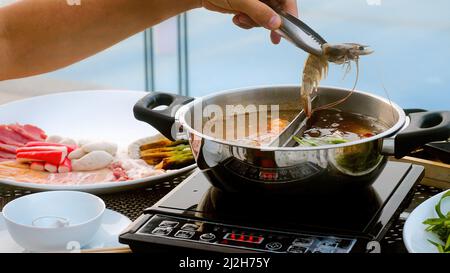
[424, 191, 450, 253]
[302, 138, 319, 146]
[423, 218, 446, 225]
[445, 234, 450, 251]
[325, 138, 348, 144]
[435, 191, 450, 219]
[292, 136, 307, 146]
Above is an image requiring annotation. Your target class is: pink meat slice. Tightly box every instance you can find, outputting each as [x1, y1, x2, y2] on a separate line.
[0, 143, 17, 154]
[7, 124, 44, 141]
[47, 170, 116, 185]
[0, 151, 16, 159]
[0, 126, 28, 146]
[0, 158, 12, 162]
[23, 124, 47, 140]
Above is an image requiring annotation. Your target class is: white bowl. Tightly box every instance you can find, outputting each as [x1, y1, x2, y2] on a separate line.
[2, 191, 105, 252]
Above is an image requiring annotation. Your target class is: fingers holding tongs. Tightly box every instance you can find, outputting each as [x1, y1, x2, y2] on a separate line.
[270, 4, 327, 56]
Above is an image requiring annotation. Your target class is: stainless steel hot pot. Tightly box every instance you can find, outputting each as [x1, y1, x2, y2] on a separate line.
[133, 86, 450, 194]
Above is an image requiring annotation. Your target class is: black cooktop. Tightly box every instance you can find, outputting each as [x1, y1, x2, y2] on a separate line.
[120, 162, 424, 253]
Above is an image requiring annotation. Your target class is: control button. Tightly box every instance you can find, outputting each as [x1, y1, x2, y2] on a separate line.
[181, 223, 199, 231]
[200, 233, 216, 242]
[159, 220, 179, 228]
[287, 245, 308, 253]
[292, 237, 314, 246]
[313, 247, 336, 253]
[265, 242, 283, 251]
[319, 240, 339, 248]
[174, 230, 195, 239]
[151, 227, 173, 236]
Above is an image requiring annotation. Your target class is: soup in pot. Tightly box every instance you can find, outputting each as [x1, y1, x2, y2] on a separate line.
[202, 108, 388, 147]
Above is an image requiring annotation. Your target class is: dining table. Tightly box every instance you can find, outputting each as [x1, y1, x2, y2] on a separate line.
[0, 82, 448, 253]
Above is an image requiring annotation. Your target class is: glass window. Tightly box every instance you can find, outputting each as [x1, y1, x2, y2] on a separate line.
[152, 18, 180, 93]
[186, 1, 450, 110]
[187, 9, 304, 97]
[47, 33, 146, 91]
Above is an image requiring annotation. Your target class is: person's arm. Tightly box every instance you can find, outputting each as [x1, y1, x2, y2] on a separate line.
[0, 0, 200, 80]
[0, 0, 297, 81]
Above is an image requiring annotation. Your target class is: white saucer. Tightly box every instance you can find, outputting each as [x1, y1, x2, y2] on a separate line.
[0, 209, 131, 253]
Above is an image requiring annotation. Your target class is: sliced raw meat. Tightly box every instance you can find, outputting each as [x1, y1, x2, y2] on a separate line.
[23, 124, 47, 140]
[47, 170, 115, 185]
[0, 161, 49, 183]
[0, 161, 115, 185]
[8, 124, 43, 141]
[0, 143, 17, 154]
[110, 162, 129, 181]
[0, 158, 13, 162]
[0, 125, 29, 146]
[0, 151, 16, 159]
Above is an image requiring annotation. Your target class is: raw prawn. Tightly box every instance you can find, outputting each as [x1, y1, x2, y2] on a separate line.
[301, 43, 373, 117]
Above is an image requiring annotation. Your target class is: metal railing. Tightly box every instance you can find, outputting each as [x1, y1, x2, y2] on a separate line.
[144, 14, 190, 96]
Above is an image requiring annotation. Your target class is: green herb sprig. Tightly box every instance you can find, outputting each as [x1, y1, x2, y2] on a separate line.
[423, 191, 450, 253]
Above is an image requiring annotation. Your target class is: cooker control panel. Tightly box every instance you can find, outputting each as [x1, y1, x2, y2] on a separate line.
[135, 214, 356, 253]
[223, 158, 322, 182]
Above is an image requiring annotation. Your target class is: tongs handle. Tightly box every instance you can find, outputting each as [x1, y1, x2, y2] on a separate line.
[273, 9, 327, 56]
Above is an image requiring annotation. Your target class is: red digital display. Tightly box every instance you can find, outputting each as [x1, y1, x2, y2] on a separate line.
[223, 233, 264, 244]
[259, 171, 278, 181]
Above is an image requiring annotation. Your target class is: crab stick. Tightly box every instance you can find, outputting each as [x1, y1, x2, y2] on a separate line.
[16, 150, 67, 165]
[58, 158, 72, 173]
[24, 142, 76, 153]
[44, 162, 58, 173]
[30, 162, 45, 172]
[17, 146, 68, 154]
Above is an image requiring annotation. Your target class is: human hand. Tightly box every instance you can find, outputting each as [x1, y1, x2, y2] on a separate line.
[200, 0, 298, 44]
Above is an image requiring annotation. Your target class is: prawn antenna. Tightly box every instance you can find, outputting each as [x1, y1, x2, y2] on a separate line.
[376, 61, 396, 122]
[313, 60, 360, 113]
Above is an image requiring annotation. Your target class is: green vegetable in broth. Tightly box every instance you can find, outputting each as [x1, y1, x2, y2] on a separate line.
[293, 136, 348, 146]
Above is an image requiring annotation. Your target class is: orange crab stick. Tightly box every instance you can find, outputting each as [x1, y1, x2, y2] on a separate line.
[25, 142, 76, 153]
[17, 146, 68, 154]
[16, 150, 67, 165]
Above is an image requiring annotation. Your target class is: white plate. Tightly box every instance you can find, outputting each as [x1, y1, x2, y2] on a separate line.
[0, 209, 131, 253]
[0, 90, 196, 194]
[403, 190, 450, 253]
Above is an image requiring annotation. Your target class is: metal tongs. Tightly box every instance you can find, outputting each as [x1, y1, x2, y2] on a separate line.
[273, 8, 328, 56]
[266, 8, 328, 148]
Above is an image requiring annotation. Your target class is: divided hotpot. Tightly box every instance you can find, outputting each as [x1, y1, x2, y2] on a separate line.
[133, 86, 450, 194]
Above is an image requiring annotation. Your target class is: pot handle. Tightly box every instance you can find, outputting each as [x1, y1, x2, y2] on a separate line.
[394, 111, 450, 159]
[133, 92, 194, 140]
